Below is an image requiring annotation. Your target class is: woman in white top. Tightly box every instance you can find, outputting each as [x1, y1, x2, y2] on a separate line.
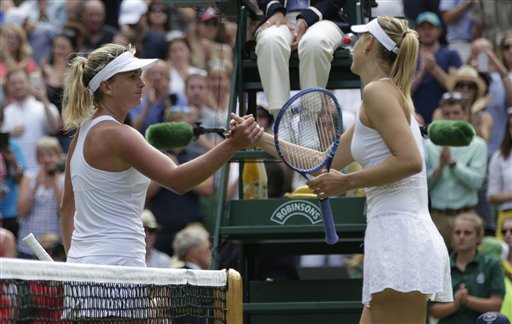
[60, 43, 262, 267]
[488, 110, 512, 239]
[165, 33, 205, 99]
[246, 16, 453, 323]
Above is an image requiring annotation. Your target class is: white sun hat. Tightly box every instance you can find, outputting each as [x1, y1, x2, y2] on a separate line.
[118, 0, 148, 26]
[88, 51, 157, 92]
[351, 18, 399, 54]
[4, 7, 30, 27]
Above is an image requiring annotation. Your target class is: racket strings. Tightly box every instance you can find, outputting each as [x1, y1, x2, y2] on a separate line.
[278, 92, 339, 172]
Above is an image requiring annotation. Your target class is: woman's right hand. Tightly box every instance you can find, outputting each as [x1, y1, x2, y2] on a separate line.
[229, 114, 263, 149]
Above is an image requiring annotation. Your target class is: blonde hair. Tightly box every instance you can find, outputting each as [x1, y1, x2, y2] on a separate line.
[36, 136, 63, 157]
[185, 72, 208, 88]
[375, 17, 419, 114]
[4, 24, 32, 63]
[497, 30, 512, 70]
[62, 44, 135, 131]
[455, 212, 485, 240]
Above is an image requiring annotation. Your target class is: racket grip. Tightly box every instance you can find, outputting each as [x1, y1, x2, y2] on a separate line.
[319, 199, 339, 245]
[22, 233, 54, 262]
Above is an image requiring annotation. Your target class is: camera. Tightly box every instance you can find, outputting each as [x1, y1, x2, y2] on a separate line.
[46, 158, 66, 176]
[169, 93, 178, 105]
[47, 168, 57, 176]
[30, 72, 42, 89]
[477, 52, 489, 73]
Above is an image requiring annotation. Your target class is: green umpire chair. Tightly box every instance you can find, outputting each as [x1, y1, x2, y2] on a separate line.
[204, 1, 373, 323]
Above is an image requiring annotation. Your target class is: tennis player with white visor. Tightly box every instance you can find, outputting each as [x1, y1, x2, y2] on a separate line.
[60, 43, 263, 269]
[243, 16, 453, 324]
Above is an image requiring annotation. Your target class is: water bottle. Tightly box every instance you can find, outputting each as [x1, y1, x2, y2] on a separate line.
[243, 160, 260, 199]
[243, 159, 268, 199]
[340, 33, 358, 54]
[256, 161, 268, 199]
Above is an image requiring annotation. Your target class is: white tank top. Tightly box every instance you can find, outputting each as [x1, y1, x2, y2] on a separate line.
[67, 116, 150, 263]
[351, 110, 430, 220]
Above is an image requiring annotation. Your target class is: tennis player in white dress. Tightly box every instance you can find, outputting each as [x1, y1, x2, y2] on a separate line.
[253, 16, 453, 323]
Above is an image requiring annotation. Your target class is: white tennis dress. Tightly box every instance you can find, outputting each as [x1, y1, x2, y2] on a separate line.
[67, 115, 150, 266]
[65, 116, 151, 319]
[351, 111, 453, 305]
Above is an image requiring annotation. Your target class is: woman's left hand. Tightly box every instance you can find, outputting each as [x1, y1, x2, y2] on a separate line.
[307, 169, 349, 199]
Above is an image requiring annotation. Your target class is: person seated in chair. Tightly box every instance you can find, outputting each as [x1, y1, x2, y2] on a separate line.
[254, 0, 350, 116]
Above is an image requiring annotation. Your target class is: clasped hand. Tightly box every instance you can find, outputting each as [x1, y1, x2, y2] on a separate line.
[439, 146, 453, 167]
[228, 113, 264, 148]
[454, 283, 469, 308]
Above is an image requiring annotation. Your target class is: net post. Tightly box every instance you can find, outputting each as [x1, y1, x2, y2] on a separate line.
[226, 268, 243, 324]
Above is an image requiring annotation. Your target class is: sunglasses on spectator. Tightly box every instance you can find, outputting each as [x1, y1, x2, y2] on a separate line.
[502, 228, 512, 235]
[502, 44, 512, 50]
[150, 7, 168, 14]
[454, 81, 477, 90]
[442, 92, 464, 101]
[440, 92, 466, 106]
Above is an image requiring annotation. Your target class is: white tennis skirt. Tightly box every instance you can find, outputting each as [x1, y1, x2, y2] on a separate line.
[362, 210, 453, 305]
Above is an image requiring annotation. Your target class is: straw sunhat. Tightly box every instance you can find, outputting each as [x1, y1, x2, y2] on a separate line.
[446, 65, 487, 96]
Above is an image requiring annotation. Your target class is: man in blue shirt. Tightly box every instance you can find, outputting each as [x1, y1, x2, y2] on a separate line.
[412, 11, 462, 125]
[426, 92, 487, 250]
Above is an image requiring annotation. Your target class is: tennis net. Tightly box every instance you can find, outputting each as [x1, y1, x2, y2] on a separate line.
[0, 258, 242, 323]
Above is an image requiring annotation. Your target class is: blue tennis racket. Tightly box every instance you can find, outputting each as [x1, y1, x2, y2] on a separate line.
[273, 87, 343, 245]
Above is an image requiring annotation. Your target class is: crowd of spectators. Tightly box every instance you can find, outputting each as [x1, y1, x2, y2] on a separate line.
[0, 0, 236, 264]
[0, 0, 511, 322]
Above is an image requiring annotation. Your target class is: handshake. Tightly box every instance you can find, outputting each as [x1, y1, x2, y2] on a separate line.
[146, 114, 263, 150]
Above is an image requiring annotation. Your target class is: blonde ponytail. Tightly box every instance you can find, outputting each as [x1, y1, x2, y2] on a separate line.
[376, 17, 419, 114]
[62, 56, 94, 131]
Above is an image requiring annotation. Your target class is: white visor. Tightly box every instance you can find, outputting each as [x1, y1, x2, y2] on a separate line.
[88, 52, 158, 93]
[351, 18, 399, 54]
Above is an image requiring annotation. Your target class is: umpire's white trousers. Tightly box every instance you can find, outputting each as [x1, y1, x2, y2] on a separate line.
[255, 20, 344, 115]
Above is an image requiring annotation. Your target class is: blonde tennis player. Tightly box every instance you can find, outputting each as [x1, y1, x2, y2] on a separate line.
[60, 43, 263, 267]
[243, 16, 454, 324]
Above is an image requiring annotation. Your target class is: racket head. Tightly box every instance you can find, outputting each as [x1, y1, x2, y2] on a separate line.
[273, 87, 343, 174]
